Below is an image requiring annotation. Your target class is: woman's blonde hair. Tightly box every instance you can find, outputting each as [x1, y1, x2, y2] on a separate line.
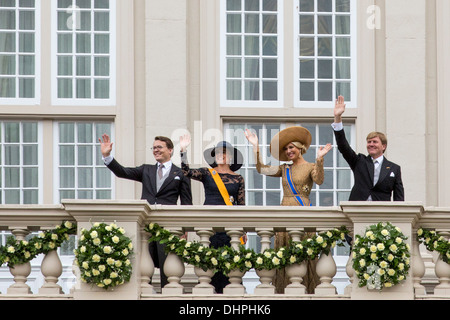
[290, 141, 307, 155]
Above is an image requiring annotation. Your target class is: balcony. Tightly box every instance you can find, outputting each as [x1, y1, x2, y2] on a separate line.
[0, 200, 449, 301]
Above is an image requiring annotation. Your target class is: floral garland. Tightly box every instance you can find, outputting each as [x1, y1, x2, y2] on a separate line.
[352, 222, 411, 290]
[417, 228, 450, 264]
[145, 223, 349, 274]
[0, 221, 77, 268]
[74, 222, 134, 290]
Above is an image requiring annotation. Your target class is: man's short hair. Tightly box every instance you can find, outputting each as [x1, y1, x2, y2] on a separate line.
[366, 132, 388, 147]
[154, 136, 174, 150]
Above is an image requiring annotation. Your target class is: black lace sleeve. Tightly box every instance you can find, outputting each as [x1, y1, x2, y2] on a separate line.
[181, 151, 207, 182]
[237, 175, 245, 205]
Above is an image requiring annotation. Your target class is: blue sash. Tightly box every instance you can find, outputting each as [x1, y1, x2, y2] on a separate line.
[285, 166, 312, 207]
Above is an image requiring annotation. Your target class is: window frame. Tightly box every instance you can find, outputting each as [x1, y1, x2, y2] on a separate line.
[53, 120, 115, 204]
[0, 120, 43, 204]
[51, 0, 117, 106]
[220, 0, 284, 108]
[294, 0, 357, 108]
[0, 0, 41, 104]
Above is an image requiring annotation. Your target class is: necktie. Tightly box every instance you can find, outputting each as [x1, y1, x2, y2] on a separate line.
[158, 163, 164, 180]
[373, 159, 380, 186]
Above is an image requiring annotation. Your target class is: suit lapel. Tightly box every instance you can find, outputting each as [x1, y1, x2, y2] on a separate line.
[150, 164, 158, 194]
[365, 156, 375, 183]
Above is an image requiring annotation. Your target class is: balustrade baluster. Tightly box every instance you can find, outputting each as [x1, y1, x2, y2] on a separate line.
[254, 228, 276, 295]
[223, 228, 246, 295]
[411, 228, 426, 296]
[162, 228, 185, 295]
[344, 229, 354, 295]
[192, 228, 215, 295]
[285, 228, 307, 295]
[314, 228, 337, 295]
[434, 230, 450, 297]
[140, 228, 156, 294]
[39, 249, 63, 294]
[7, 228, 32, 294]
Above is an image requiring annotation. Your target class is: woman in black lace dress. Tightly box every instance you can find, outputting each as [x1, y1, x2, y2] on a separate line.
[179, 135, 245, 293]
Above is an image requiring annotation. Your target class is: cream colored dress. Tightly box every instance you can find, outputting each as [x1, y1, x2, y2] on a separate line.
[255, 150, 325, 294]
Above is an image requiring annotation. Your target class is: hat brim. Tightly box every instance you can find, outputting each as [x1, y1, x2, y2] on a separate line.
[203, 143, 243, 172]
[270, 126, 312, 161]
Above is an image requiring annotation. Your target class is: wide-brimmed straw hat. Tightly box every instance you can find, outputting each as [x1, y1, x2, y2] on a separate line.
[203, 141, 243, 172]
[270, 126, 312, 161]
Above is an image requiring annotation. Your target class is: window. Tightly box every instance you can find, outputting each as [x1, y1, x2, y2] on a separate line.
[295, 0, 356, 107]
[0, 0, 39, 103]
[53, 0, 115, 105]
[221, 0, 283, 106]
[0, 121, 41, 204]
[55, 121, 113, 203]
[224, 121, 354, 206]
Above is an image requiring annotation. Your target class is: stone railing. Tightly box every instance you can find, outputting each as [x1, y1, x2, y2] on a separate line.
[0, 200, 448, 300]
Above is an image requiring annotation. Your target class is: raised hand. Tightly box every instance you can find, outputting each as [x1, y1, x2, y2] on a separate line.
[317, 143, 332, 159]
[334, 95, 346, 122]
[99, 134, 113, 157]
[179, 134, 191, 152]
[244, 129, 259, 148]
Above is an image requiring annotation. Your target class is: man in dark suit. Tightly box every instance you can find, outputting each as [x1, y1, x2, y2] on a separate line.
[332, 96, 404, 201]
[99, 134, 192, 288]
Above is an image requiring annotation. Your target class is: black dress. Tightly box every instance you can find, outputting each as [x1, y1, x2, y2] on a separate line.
[181, 152, 245, 293]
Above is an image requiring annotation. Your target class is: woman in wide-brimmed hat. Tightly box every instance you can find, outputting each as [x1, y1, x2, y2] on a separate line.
[245, 126, 332, 293]
[179, 134, 245, 293]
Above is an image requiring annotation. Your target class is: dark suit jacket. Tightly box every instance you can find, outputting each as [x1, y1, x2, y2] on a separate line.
[334, 129, 404, 201]
[107, 158, 192, 205]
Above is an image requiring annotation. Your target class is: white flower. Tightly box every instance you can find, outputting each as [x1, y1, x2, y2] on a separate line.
[93, 238, 101, 246]
[272, 257, 280, 265]
[359, 248, 366, 255]
[7, 246, 15, 253]
[377, 243, 385, 251]
[389, 244, 398, 253]
[370, 245, 377, 253]
[110, 272, 118, 279]
[92, 254, 101, 263]
[245, 261, 252, 268]
[233, 255, 240, 263]
[64, 221, 73, 229]
[115, 260, 122, 267]
[256, 257, 263, 264]
[276, 250, 284, 258]
[107, 258, 115, 265]
[381, 229, 389, 236]
[90, 231, 98, 239]
[395, 237, 403, 244]
[103, 279, 112, 285]
[316, 236, 324, 244]
[99, 265, 106, 272]
[103, 246, 112, 254]
[112, 236, 120, 244]
[80, 246, 86, 253]
[359, 259, 366, 267]
[211, 258, 218, 266]
[289, 256, 297, 263]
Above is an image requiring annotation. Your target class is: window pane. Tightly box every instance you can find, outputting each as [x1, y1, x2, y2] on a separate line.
[5, 190, 20, 204]
[94, 79, 109, 99]
[262, 36, 277, 56]
[0, 32, 15, 52]
[300, 15, 314, 34]
[58, 56, 73, 76]
[76, 78, 91, 98]
[19, 78, 34, 98]
[245, 58, 259, 78]
[318, 0, 332, 12]
[227, 35, 242, 55]
[94, 56, 109, 76]
[18, 55, 34, 75]
[76, 33, 91, 53]
[23, 189, 38, 204]
[227, 14, 241, 33]
[318, 59, 332, 79]
[300, 59, 314, 79]
[300, 81, 314, 101]
[96, 167, 111, 188]
[23, 167, 38, 187]
[58, 34, 73, 53]
[245, 13, 259, 33]
[262, 58, 277, 78]
[22, 145, 37, 165]
[318, 15, 332, 34]
[0, 11, 15, 29]
[336, 37, 350, 57]
[5, 167, 20, 187]
[78, 145, 93, 165]
[336, 81, 350, 100]
[19, 32, 34, 52]
[22, 122, 37, 142]
[60, 168, 75, 188]
[245, 0, 259, 11]
[19, 11, 34, 30]
[227, 0, 241, 11]
[227, 80, 241, 100]
[336, 15, 350, 35]
[318, 81, 332, 101]
[262, 81, 277, 100]
[227, 58, 241, 78]
[266, 192, 280, 205]
[76, 56, 91, 76]
[245, 81, 259, 100]
[245, 36, 259, 55]
[0, 55, 15, 75]
[336, 59, 350, 79]
[78, 167, 93, 188]
[300, 37, 314, 56]
[60, 145, 75, 165]
[318, 37, 332, 56]
[94, 12, 109, 31]
[300, 0, 314, 12]
[5, 122, 19, 142]
[0, 78, 15, 97]
[336, 0, 350, 12]
[58, 78, 73, 98]
[263, 14, 277, 33]
[59, 123, 75, 143]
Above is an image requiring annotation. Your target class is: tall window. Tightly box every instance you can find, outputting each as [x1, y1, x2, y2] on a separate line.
[295, 0, 356, 107]
[53, 0, 115, 105]
[221, 0, 282, 106]
[0, 0, 39, 102]
[224, 122, 353, 206]
[55, 121, 113, 202]
[0, 121, 41, 204]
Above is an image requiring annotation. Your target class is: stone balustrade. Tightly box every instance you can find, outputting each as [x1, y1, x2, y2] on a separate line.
[0, 200, 448, 300]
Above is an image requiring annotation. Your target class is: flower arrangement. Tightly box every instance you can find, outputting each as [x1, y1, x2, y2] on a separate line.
[352, 222, 411, 290]
[417, 228, 450, 264]
[145, 223, 349, 274]
[74, 222, 133, 290]
[0, 221, 77, 268]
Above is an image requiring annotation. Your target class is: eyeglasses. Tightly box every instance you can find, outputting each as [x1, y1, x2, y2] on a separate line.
[151, 146, 166, 151]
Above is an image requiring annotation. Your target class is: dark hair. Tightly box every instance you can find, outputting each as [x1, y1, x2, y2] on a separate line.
[154, 136, 174, 150]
